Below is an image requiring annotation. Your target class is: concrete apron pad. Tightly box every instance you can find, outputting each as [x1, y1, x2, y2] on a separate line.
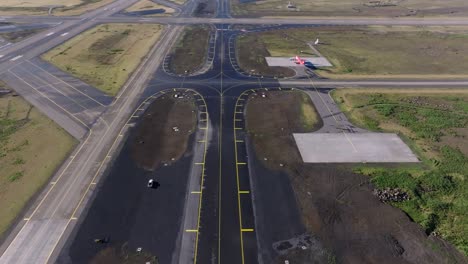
[293, 133, 419, 163]
[265, 57, 332, 67]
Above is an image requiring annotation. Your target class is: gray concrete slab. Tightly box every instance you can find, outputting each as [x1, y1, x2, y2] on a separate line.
[293, 133, 419, 163]
[265, 57, 332, 67]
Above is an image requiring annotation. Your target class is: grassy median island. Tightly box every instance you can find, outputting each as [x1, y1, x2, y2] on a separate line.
[43, 24, 163, 96]
[0, 0, 114, 16]
[236, 34, 296, 78]
[125, 0, 175, 16]
[130, 92, 197, 171]
[332, 88, 468, 255]
[0, 89, 76, 236]
[169, 26, 211, 75]
[246, 90, 319, 169]
[231, 0, 468, 17]
[237, 26, 468, 78]
[0, 28, 45, 43]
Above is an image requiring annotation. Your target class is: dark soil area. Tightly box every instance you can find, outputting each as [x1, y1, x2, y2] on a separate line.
[130, 93, 197, 170]
[169, 26, 211, 75]
[236, 34, 296, 78]
[193, 0, 215, 17]
[246, 90, 320, 169]
[90, 245, 157, 264]
[0, 28, 43, 42]
[245, 91, 467, 263]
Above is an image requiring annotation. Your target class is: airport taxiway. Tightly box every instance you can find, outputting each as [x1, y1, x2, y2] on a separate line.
[0, 0, 467, 263]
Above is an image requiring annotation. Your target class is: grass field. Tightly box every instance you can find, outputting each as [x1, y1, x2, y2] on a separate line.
[125, 0, 175, 16]
[42, 23, 163, 96]
[237, 26, 468, 78]
[170, 0, 186, 5]
[169, 26, 211, 74]
[231, 0, 468, 17]
[0, 90, 76, 236]
[0, 0, 81, 7]
[0, 0, 114, 16]
[332, 88, 468, 255]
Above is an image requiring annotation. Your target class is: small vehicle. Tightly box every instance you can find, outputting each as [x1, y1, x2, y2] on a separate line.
[94, 237, 109, 244]
[147, 179, 155, 188]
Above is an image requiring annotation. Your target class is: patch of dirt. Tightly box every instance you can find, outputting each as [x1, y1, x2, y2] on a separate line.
[90, 243, 157, 264]
[236, 34, 296, 78]
[130, 92, 197, 171]
[193, 0, 215, 17]
[246, 91, 467, 263]
[0, 28, 43, 42]
[439, 127, 468, 156]
[246, 90, 321, 170]
[169, 26, 211, 74]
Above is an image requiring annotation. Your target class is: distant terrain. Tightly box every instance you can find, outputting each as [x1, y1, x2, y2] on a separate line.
[231, 0, 468, 17]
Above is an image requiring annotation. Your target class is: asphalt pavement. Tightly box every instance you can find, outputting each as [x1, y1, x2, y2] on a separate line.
[0, 0, 467, 263]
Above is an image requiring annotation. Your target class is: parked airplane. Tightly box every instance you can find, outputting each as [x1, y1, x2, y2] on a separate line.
[294, 55, 306, 65]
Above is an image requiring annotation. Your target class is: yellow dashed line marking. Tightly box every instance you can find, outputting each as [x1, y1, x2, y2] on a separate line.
[195, 162, 204, 165]
[191, 191, 202, 194]
[237, 162, 247, 165]
[239, 191, 250, 194]
[241, 228, 254, 232]
[186, 229, 198, 233]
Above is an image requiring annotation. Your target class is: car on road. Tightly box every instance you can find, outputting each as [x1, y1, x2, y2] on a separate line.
[148, 179, 155, 188]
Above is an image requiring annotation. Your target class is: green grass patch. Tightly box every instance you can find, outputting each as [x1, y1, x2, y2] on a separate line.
[0, 92, 76, 236]
[42, 23, 163, 96]
[335, 89, 468, 255]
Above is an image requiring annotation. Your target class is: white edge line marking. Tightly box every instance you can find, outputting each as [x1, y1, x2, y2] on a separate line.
[10, 55, 22, 61]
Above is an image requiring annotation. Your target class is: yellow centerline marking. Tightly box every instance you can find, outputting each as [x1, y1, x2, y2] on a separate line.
[195, 162, 204, 165]
[186, 229, 198, 233]
[241, 228, 254, 232]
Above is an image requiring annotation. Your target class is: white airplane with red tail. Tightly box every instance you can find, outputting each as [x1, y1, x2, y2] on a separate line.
[294, 55, 306, 65]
